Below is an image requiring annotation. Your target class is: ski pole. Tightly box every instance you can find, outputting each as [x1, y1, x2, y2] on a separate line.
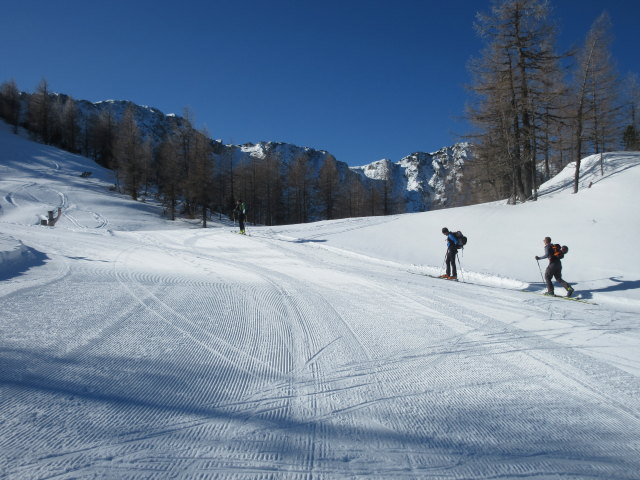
[441, 250, 447, 276]
[536, 259, 545, 285]
[456, 252, 464, 282]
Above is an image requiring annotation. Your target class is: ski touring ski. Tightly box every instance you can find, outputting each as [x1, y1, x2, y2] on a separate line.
[541, 293, 596, 305]
[408, 270, 597, 304]
[408, 271, 460, 282]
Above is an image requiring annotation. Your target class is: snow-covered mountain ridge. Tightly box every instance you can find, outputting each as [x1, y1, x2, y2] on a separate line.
[34, 95, 475, 213]
[229, 138, 473, 213]
[353, 143, 473, 211]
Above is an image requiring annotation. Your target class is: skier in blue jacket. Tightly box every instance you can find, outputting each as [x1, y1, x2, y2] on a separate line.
[441, 227, 459, 280]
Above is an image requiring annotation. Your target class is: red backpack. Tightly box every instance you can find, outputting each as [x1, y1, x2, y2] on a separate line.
[551, 244, 569, 259]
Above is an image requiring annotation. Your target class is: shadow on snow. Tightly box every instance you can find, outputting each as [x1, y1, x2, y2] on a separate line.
[0, 245, 49, 281]
[1, 344, 636, 478]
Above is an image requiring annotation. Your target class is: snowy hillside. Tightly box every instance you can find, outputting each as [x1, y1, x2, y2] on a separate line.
[294, 150, 640, 308]
[1, 122, 639, 479]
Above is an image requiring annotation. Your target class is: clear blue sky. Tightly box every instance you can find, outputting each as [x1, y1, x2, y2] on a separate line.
[1, 0, 637, 166]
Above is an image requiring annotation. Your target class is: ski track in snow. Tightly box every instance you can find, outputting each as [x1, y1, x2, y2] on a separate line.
[3, 226, 639, 479]
[5, 192, 18, 207]
[1, 129, 640, 478]
[7, 181, 109, 230]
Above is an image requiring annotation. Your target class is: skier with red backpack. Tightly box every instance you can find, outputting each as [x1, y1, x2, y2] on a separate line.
[535, 236, 574, 297]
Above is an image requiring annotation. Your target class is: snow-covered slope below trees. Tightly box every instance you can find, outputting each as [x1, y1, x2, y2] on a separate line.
[279, 150, 640, 308]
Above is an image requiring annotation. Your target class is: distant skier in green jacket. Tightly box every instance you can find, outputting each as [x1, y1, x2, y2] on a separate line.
[234, 200, 247, 234]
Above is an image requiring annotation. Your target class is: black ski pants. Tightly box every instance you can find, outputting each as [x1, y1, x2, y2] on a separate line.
[445, 247, 457, 277]
[545, 261, 570, 294]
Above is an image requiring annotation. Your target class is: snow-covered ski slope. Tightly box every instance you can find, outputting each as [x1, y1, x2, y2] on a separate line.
[1, 121, 639, 479]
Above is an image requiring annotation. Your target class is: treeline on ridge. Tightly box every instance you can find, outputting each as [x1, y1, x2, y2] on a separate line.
[465, 2, 639, 203]
[0, 81, 402, 226]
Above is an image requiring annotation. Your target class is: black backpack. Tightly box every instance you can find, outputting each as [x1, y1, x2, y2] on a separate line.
[551, 244, 568, 259]
[453, 231, 467, 248]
